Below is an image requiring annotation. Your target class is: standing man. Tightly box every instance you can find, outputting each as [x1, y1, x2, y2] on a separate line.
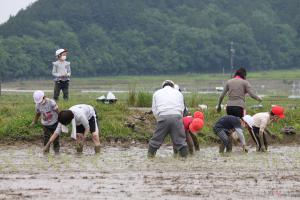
[148, 80, 188, 158]
[52, 49, 71, 101]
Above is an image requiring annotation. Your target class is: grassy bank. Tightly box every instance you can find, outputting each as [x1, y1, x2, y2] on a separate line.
[0, 91, 299, 144]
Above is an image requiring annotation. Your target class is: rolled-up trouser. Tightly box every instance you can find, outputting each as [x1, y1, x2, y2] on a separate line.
[149, 115, 187, 152]
[214, 127, 232, 152]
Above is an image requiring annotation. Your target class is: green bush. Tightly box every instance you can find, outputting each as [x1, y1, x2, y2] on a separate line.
[127, 88, 136, 106]
[185, 93, 203, 108]
[136, 92, 152, 107]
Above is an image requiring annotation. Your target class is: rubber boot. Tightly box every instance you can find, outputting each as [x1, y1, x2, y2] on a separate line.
[189, 147, 194, 155]
[53, 145, 60, 154]
[226, 143, 232, 153]
[219, 143, 225, 153]
[94, 145, 100, 154]
[263, 133, 268, 151]
[191, 134, 200, 151]
[147, 146, 157, 158]
[186, 132, 195, 155]
[173, 149, 179, 158]
[179, 146, 188, 158]
[54, 148, 60, 155]
[259, 132, 266, 152]
[226, 137, 233, 153]
[256, 145, 260, 152]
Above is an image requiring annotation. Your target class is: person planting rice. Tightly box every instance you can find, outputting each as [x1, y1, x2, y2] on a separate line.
[30, 90, 60, 153]
[213, 115, 253, 153]
[148, 80, 188, 158]
[44, 104, 101, 154]
[252, 105, 285, 152]
[217, 67, 262, 117]
[217, 67, 262, 149]
[182, 111, 204, 154]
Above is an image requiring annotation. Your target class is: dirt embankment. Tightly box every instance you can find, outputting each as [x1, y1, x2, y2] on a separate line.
[2, 108, 300, 146]
[125, 109, 300, 145]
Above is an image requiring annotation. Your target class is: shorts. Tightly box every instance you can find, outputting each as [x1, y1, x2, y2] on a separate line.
[76, 116, 99, 134]
[226, 106, 244, 118]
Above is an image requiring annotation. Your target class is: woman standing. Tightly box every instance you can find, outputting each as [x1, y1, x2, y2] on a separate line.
[217, 67, 262, 117]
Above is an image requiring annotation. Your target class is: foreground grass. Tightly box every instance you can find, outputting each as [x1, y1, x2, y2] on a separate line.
[0, 93, 134, 141]
[0, 91, 299, 144]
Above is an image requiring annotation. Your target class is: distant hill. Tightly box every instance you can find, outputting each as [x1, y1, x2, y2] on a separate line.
[0, 0, 299, 79]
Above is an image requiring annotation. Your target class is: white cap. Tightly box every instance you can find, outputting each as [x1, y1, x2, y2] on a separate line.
[33, 90, 45, 104]
[242, 115, 254, 127]
[161, 80, 175, 88]
[55, 49, 67, 56]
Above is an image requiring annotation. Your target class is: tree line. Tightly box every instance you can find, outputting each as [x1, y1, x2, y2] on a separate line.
[0, 0, 299, 80]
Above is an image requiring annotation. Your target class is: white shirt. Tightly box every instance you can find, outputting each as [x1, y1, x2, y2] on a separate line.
[253, 112, 271, 131]
[152, 86, 184, 118]
[55, 104, 96, 139]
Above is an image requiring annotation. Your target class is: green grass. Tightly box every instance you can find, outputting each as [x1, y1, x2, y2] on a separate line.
[0, 93, 135, 141]
[0, 90, 299, 144]
[1, 69, 300, 143]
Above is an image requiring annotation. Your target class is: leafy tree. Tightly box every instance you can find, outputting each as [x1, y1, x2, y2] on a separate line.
[0, 0, 299, 79]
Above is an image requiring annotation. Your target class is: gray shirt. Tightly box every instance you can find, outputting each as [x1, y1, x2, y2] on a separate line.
[35, 98, 58, 126]
[218, 78, 260, 109]
[52, 60, 71, 81]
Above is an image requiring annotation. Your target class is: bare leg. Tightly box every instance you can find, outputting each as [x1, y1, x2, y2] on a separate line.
[92, 131, 101, 153]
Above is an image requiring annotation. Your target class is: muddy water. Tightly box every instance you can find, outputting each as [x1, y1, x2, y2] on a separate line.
[0, 144, 299, 200]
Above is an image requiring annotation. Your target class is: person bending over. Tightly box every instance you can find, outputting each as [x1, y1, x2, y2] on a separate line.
[44, 104, 101, 154]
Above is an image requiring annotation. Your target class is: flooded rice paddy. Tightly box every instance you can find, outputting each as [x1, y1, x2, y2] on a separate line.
[0, 144, 300, 199]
